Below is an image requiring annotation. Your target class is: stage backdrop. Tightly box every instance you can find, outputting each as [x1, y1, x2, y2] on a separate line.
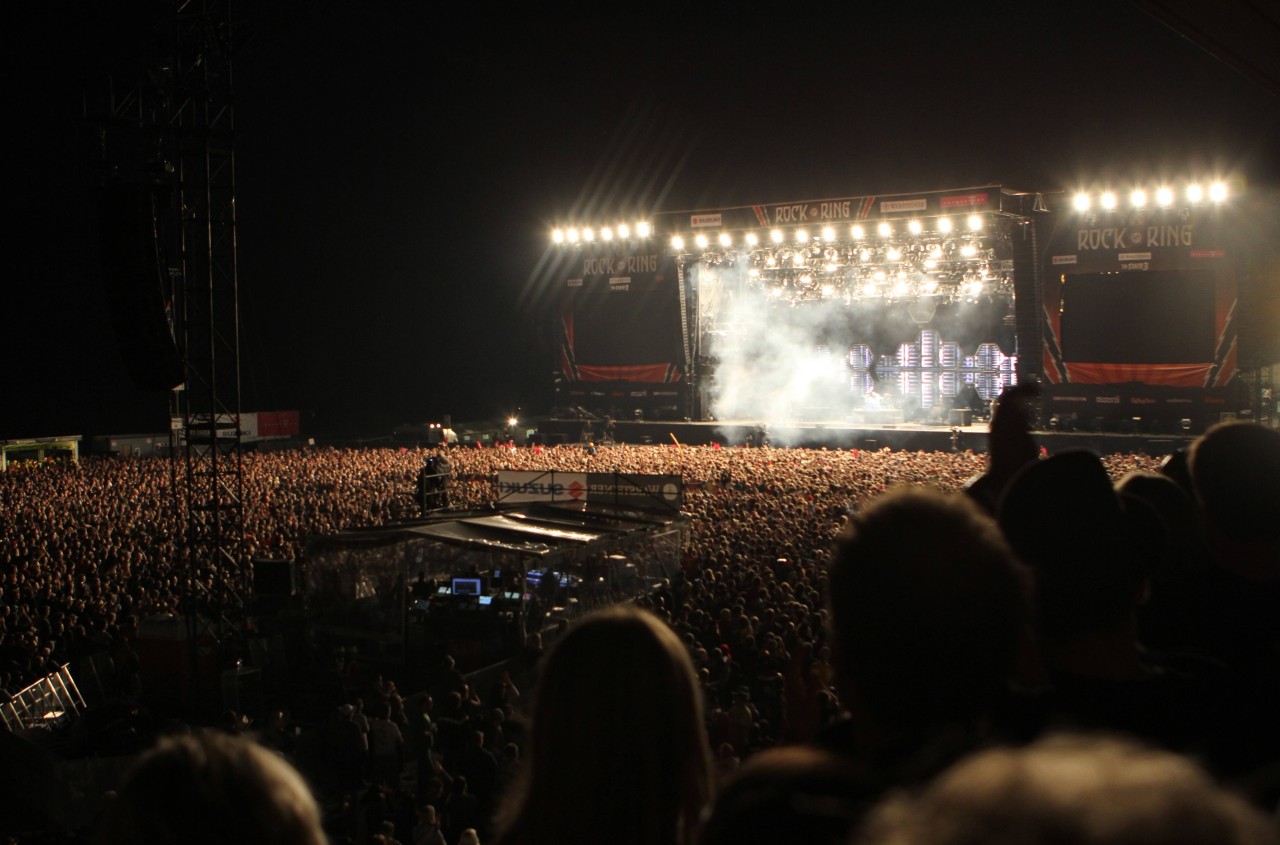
[558, 249, 685, 417]
[1041, 208, 1237, 389]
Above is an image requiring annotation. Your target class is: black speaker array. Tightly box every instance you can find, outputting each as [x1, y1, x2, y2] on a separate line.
[97, 183, 184, 392]
[252, 559, 297, 597]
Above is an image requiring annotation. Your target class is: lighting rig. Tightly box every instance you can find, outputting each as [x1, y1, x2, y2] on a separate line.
[680, 213, 1013, 305]
[550, 214, 1018, 306]
[1069, 179, 1231, 217]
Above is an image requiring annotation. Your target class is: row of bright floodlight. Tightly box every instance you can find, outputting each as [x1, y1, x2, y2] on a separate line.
[672, 215, 988, 252]
[550, 214, 989, 249]
[551, 222, 652, 244]
[1072, 181, 1229, 212]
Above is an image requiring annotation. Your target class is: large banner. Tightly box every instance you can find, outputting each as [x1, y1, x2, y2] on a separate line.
[497, 470, 684, 511]
[1041, 208, 1236, 388]
[559, 250, 684, 385]
[653, 187, 1006, 234]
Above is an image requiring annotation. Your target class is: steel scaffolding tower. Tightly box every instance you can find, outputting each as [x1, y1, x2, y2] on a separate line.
[87, 0, 245, 651]
[170, 0, 245, 629]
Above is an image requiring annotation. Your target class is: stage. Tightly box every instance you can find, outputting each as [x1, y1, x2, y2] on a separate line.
[539, 416, 1195, 457]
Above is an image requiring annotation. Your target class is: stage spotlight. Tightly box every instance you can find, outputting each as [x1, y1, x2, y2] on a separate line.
[636, 221, 651, 237]
[507, 417, 519, 428]
[695, 234, 709, 249]
[938, 217, 953, 233]
[617, 223, 631, 238]
[601, 227, 614, 241]
[582, 227, 594, 242]
[908, 219, 923, 235]
[671, 235, 684, 250]
[771, 229, 785, 243]
[878, 222, 893, 237]
[822, 226, 836, 241]
[859, 248, 871, 262]
[719, 232, 732, 247]
[1100, 192, 1116, 210]
[960, 244, 978, 258]
[1186, 184, 1203, 204]
[567, 227, 580, 243]
[1156, 186, 1174, 207]
[745, 232, 759, 246]
[1130, 189, 1146, 208]
[795, 228, 809, 243]
[552, 229, 565, 244]
[1073, 193, 1090, 212]
[886, 247, 901, 261]
[851, 224, 865, 239]
[967, 214, 984, 231]
[1209, 181, 1228, 202]
[862, 281, 879, 297]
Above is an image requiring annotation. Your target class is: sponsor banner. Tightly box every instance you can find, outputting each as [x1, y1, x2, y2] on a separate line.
[259, 410, 300, 438]
[573, 363, 682, 383]
[1191, 250, 1226, 259]
[1064, 363, 1212, 387]
[567, 277, 583, 287]
[497, 471, 589, 503]
[1045, 383, 1229, 405]
[1052, 255, 1078, 265]
[651, 187, 1005, 234]
[1118, 252, 1152, 262]
[1043, 382, 1232, 425]
[609, 276, 631, 291]
[496, 471, 684, 509]
[940, 191, 991, 209]
[880, 198, 928, 213]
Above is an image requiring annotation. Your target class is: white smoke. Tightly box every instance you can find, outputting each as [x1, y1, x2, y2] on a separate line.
[700, 262, 858, 426]
[696, 262, 1015, 446]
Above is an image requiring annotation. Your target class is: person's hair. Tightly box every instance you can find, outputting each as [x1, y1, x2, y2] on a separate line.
[997, 450, 1158, 639]
[828, 486, 1031, 727]
[699, 745, 870, 845]
[1189, 421, 1280, 543]
[97, 728, 326, 845]
[493, 605, 713, 845]
[857, 733, 1278, 845]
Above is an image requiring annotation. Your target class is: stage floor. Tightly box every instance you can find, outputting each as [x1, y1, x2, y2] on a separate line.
[540, 417, 1194, 456]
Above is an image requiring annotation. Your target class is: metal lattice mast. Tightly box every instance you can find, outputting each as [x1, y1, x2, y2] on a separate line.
[170, 0, 245, 623]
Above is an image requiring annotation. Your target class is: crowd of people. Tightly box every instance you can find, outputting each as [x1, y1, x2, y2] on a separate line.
[3, 410, 1279, 844]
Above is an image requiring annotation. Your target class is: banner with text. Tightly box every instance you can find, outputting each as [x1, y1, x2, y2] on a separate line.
[497, 470, 684, 511]
[1040, 208, 1236, 388]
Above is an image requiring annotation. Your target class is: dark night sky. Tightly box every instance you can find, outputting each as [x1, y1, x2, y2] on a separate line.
[4, 1, 1278, 439]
